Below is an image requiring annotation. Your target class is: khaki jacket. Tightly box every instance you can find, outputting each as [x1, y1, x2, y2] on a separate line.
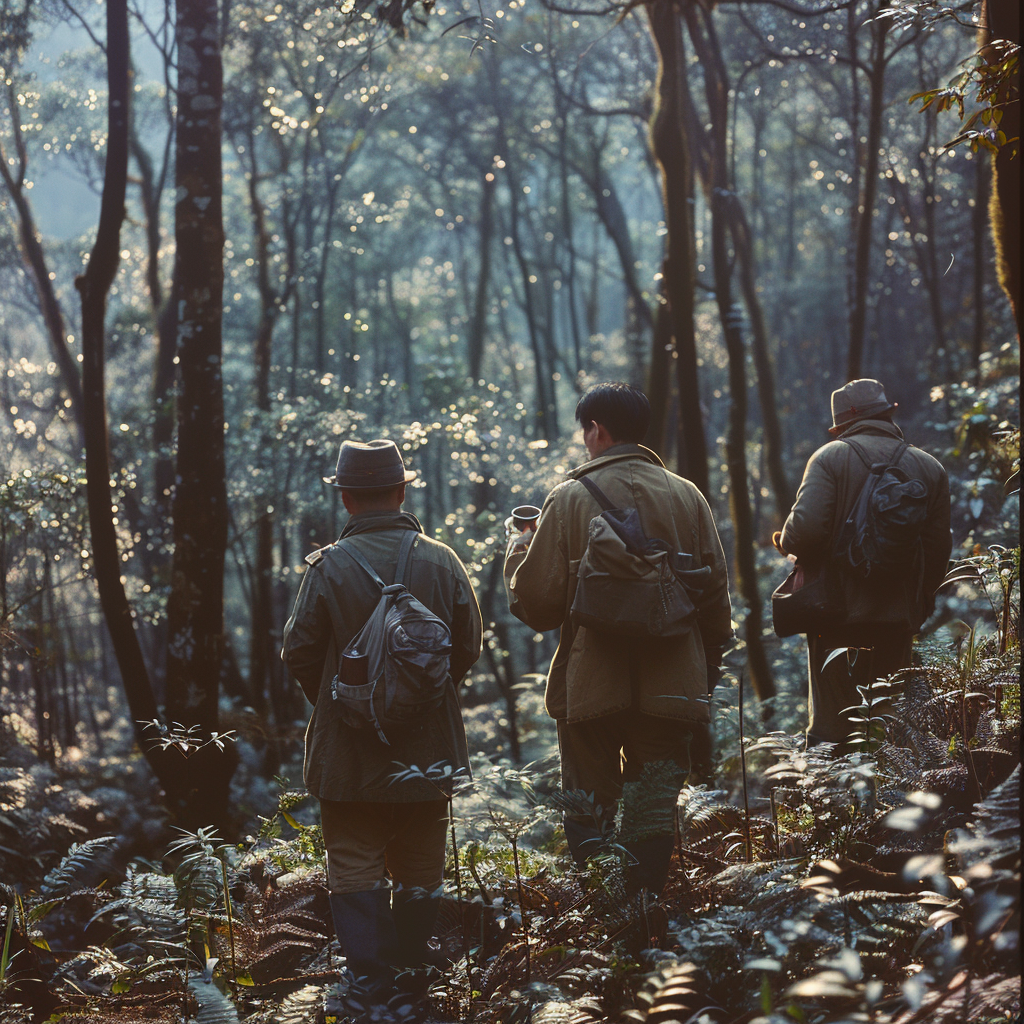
[779, 419, 951, 630]
[504, 445, 732, 724]
[282, 511, 482, 802]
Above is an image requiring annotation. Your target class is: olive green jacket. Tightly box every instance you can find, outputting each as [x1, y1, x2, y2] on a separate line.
[779, 419, 952, 630]
[282, 511, 483, 802]
[504, 444, 732, 724]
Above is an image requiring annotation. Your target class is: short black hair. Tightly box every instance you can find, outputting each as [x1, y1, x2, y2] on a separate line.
[574, 382, 651, 443]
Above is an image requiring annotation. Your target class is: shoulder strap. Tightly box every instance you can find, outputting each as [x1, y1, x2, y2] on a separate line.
[579, 475, 618, 512]
[842, 437, 909, 473]
[335, 538, 387, 589]
[395, 530, 417, 586]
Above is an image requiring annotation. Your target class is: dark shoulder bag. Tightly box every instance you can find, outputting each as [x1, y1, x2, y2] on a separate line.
[771, 461, 852, 639]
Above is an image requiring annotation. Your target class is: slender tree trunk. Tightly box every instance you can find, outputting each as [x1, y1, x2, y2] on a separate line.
[972, 157, 989, 378]
[644, 287, 674, 457]
[468, 171, 496, 380]
[682, 81, 791, 517]
[164, 0, 235, 828]
[982, 0, 1021, 339]
[686, 2, 774, 703]
[77, 0, 170, 777]
[847, 8, 891, 380]
[646, 0, 708, 495]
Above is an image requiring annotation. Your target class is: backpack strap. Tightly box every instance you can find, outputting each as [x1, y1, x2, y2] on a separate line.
[578, 475, 618, 512]
[395, 529, 418, 587]
[842, 437, 909, 473]
[335, 538, 388, 589]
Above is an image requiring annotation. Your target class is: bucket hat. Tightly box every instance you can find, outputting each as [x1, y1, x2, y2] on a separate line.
[323, 439, 417, 489]
[828, 379, 898, 435]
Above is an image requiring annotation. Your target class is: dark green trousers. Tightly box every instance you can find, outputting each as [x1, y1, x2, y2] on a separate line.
[557, 710, 693, 862]
[806, 625, 912, 751]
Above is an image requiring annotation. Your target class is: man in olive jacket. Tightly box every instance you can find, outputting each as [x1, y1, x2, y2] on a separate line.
[282, 439, 482, 996]
[504, 383, 732, 898]
[777, 379, 951, 749]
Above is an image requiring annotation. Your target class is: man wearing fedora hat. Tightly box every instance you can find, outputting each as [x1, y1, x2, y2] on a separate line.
[282, 439, 482, 1006]
[774, 380, 951, 750]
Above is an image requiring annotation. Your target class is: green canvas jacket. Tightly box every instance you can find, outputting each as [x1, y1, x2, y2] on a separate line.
[779, 419, 952, 630]
[282, 510, 483, 802]
[504, 444, 732, 724]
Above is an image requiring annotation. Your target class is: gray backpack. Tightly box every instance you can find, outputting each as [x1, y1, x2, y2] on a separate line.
[836, 440, 929, 578]
[323, 531, 452, 745]
[569, 475, 711, 637]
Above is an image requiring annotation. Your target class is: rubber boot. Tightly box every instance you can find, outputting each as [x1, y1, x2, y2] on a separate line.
[391, 888, 442, 968]
[329, 889, 399, 994]
[623, 834, 675, 951]
[623, 833, 676, 898]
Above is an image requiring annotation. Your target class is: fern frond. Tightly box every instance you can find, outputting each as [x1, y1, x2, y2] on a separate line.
[39, 836, 117, 896]
[274, 983, 324, 1024]
[190, 976, 240, 1024]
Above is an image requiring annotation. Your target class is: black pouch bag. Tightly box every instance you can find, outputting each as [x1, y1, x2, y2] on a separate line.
[771, 560, 846, 638]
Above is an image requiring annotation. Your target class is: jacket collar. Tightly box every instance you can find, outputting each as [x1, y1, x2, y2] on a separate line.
[568, 443, 664, 480]
[339, 509, 423, 539]
[835, 418, 905, 442]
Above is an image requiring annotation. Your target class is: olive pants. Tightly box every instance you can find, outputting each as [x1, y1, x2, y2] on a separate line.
[806, 625, 912, 751]
[556, 710, 693, 863]
[320, 798, 449, 895]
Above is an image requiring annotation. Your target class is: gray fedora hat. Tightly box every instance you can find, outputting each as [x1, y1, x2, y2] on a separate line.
[828, 379, 898, 435]
[323, 439, 417, 489]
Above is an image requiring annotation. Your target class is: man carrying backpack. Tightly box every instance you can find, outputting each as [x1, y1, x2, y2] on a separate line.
[504, 383, 732, 903]
[774, 379, 951, 751]
[282, 439, 482, 1007]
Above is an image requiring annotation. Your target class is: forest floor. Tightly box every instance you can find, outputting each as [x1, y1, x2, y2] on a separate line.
[0, 628, 1019, 1024]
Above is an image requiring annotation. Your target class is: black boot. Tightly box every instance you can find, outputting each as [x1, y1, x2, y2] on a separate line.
[330, 889, 399, 993]
[391, 887, 442, 969]
[623, 833, 676, 898]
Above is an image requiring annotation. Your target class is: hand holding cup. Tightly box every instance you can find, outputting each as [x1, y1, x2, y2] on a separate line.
[505, 504, 541, 551]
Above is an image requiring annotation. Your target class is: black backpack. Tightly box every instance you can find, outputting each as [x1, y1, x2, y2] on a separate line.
[322, 531, 452, 745]
[835, 439, 929, 578]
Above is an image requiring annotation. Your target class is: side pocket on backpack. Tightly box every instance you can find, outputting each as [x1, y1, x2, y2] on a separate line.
[331, 676, 388, 744]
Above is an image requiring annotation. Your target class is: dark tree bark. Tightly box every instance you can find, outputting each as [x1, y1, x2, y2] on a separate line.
[972, 156, 989, 377]
[685, 2, 775, 703]
[129, 126, 176, 520]
[76, 0, 170, 779]
[683, 81, 792, 519]
[847, 5, 892, 380]
[468, 171, 496, 380]
[164, 0, 235, 828]
[982, 0, 1021, 339]
[646, 0, 708, 495]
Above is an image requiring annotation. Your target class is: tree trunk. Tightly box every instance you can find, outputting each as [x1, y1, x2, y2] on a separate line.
[164, 0, 235, 829]
[129, 127, 176, 522]
[982, 0, 1021, 339]
[468, 171, 496, 380]
[972, 157, 989, 378]
[682, 81, 792, 518]
[847, 8, 891, 380]
[686, 2, 775, 703]
[646, 0, 708, 495]
[76, 0, 173, 780]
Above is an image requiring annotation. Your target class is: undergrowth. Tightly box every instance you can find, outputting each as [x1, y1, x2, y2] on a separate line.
[1, 562, 1019, 1024]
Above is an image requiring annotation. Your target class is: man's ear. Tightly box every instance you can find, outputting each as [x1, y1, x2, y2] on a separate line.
[595, 422, 616, 449]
